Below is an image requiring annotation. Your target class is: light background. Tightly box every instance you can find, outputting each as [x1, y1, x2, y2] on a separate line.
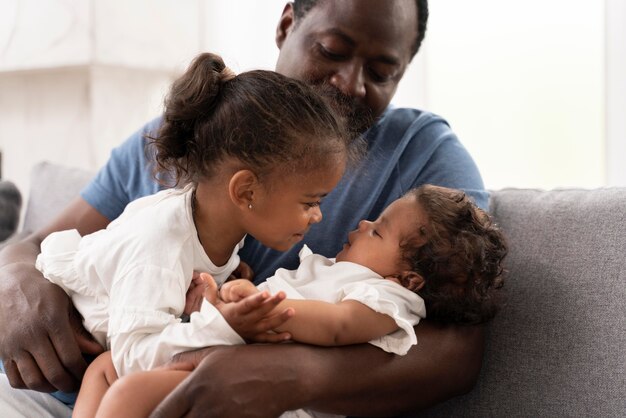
[1, 0, 624, 210]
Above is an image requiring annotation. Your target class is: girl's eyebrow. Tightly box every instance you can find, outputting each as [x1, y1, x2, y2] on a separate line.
[304, 192, 329, 198]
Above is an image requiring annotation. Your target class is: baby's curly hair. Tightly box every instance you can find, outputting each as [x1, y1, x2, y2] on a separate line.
[401, 185, 507, 325]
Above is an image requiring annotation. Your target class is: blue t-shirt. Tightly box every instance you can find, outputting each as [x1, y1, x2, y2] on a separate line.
[82, 107, 487, 282]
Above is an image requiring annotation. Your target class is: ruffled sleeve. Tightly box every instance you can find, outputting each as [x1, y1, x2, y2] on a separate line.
[341, 279, 426, 355]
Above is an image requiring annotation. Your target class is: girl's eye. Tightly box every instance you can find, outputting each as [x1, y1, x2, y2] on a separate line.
[305, 201, 321, 208]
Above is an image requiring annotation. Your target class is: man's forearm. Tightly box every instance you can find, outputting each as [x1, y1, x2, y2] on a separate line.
[162, 321, 486, 418]
[0, 233, 42, 266]
[294, 321, 485, 416]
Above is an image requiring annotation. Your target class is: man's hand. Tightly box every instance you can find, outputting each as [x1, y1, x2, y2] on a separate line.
[151, 345, 307, 418]
[202, 274, 293, 343]
[0, 261, 103, 392]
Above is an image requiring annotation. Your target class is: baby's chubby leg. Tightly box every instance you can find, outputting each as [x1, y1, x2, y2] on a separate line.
[95, 369, 190, 418]
[73, 351, 119, 418]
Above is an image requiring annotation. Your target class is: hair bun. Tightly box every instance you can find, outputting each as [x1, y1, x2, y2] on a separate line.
[220, 67, 236, 82]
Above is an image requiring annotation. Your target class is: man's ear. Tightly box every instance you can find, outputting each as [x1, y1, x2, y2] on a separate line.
[399, 271, 425, 292]
[228, 170, 258, 210]
[276, 3, 295, 49]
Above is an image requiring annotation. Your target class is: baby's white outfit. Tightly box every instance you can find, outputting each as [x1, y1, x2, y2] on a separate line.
[259, 245, 426, 355]
[36, 187, 245, 377]
[262, 246, 426, 418]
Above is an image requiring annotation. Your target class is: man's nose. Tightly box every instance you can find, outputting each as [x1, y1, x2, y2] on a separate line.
[329, 62, 366, 99]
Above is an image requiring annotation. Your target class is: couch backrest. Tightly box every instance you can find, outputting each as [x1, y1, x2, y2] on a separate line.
[0, 181, 21, 241]
[413, 188, 626, 417]
[22, 161, 95, 233]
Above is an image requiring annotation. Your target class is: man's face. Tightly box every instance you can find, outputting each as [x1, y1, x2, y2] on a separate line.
[275, 0, 418, 133]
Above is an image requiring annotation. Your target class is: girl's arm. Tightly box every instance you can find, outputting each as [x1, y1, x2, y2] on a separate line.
[273, 299, 398, 346]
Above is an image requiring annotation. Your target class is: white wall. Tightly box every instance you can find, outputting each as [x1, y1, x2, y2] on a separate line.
[422, 0, 606, 190]
[0, 0, 624, 210]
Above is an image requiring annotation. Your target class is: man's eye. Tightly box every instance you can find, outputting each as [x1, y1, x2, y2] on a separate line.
[368, 67, 396, 83]
[305, 201, 321, 208]
[317, 43, 345, 60]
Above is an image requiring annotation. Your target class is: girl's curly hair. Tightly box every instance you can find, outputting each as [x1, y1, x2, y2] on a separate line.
[401, 185, 508, 325]
[148, 52, 352, 186]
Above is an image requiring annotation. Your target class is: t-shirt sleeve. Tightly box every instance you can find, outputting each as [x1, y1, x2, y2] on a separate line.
[401, 112, 489, 210]
[80, 117, 163, 221]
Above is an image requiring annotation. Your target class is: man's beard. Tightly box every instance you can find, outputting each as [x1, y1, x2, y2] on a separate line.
[312, 82, 374, 138]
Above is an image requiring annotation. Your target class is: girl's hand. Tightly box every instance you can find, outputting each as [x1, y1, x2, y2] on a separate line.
[200, 272, 292, 342]
[217, 290, 294, 342]
[183, 272, 210, 315]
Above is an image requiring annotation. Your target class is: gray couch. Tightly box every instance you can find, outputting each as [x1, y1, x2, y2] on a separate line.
[2, 161, 625, 417]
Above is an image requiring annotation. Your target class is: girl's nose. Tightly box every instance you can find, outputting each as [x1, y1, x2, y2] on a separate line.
[310, 206, 323, 224]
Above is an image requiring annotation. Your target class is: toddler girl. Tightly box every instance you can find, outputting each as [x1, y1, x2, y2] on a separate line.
[34, 52, 351, 417]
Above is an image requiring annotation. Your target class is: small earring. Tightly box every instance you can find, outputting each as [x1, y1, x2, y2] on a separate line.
[248, 203, 253, 210]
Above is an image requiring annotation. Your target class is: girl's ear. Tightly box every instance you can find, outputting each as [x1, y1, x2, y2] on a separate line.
[399, 271, 425, 292]
[228, 170, 258, 210]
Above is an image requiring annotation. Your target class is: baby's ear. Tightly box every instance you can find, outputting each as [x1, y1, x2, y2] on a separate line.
[399, 271, 425, 292]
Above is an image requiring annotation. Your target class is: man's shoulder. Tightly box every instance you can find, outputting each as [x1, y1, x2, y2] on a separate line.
[377, 106, 448, 127]
[370, 107, 451, 142]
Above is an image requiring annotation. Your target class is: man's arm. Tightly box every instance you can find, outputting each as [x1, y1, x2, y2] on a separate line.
[151, 320, 484, 418]
[0, 197, 109, 392]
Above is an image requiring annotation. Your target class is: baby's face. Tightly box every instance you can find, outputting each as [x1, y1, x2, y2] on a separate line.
[335, 195, 426, 277]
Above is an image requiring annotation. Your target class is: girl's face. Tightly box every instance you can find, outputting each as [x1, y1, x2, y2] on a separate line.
[248, 163, 344, 252]
[335, 195, 426, 277]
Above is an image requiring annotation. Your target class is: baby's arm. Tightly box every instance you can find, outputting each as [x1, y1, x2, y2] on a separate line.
[205, 276, 397, 346]
[273, 299, 398, 346]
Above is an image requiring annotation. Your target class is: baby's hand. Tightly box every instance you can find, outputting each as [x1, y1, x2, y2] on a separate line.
[219, 279, 259, 302]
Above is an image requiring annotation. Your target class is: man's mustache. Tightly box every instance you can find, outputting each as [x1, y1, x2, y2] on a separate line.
[311, 82, 374, 136]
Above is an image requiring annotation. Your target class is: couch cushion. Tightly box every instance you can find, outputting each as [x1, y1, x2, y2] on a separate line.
[412, 188, 626, 417]
[22, 161, 95, 233]
[0, 181, 22, 242]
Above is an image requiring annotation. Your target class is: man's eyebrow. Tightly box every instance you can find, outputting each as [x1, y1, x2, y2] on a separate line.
[323, 29, 400, 66]
[304, 192, 329, 198]
[323, 28, 357, 48]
